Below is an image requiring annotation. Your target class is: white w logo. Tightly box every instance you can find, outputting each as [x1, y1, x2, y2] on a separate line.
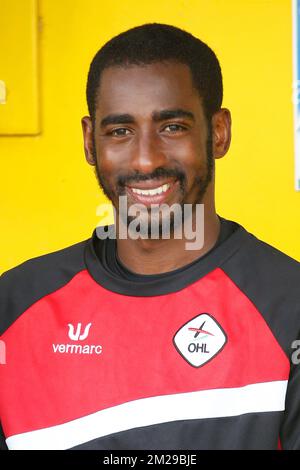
[68, 322, 92, 341]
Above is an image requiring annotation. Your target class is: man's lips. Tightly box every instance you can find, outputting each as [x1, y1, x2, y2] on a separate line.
[125, 179, 179, 205]
[126, 177, 176, 190]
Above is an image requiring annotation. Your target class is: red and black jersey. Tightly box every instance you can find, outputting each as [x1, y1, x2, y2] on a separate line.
[1, 218, 300, 450]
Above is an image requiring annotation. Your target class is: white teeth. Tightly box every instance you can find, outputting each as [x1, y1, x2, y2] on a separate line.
[131, 183, 170, 196]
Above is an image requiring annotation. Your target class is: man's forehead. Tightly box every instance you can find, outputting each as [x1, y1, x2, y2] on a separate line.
[95, 62, 203, 117]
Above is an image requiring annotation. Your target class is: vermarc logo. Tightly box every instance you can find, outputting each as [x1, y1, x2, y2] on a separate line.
[173, 313, 227, 367]
[68, 322, 92, 341]
[52, 322, 103, 355]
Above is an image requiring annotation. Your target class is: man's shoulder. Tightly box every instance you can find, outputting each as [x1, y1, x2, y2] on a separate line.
[1, 237, 88, 284]
[240, 228, 300, 277]
[0, 237, 90, 335]
[222, 224, 300, 354]
[220, 218, 300, 282]
[223, 224, 300, 289]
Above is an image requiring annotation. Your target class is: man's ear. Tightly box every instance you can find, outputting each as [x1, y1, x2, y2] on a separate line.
[81, 116, 96, 166]
[211, 108, 231, 159]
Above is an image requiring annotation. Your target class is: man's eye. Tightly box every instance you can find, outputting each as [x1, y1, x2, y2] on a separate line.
[163, 124, 186, 133]
[109, 128, 131, 136]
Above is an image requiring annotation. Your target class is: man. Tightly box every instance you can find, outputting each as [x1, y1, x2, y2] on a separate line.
[1, 23, 300, 450]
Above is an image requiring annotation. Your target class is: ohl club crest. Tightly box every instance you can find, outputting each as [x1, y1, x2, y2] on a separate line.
[173, 313, 227, 367]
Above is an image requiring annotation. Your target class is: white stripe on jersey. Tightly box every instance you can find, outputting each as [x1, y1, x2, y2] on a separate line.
[6, 380, 288, 450]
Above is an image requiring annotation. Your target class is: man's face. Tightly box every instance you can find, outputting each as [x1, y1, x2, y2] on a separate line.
[85, 62, 216, 230]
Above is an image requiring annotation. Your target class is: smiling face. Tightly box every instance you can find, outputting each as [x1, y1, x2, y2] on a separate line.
[82, 61, 231, 231]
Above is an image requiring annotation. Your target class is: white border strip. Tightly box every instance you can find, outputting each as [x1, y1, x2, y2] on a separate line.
[292, 0, 300, 190]
[6, 380, 287, 450]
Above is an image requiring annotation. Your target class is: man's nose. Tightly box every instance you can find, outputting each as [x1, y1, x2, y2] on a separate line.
[130, 133, 167, 174]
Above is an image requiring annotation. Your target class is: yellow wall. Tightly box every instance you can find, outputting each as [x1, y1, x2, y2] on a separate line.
[1, 0, 299, 273]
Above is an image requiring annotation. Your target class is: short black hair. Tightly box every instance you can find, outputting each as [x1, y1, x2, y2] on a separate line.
[86, 23, 223, 124]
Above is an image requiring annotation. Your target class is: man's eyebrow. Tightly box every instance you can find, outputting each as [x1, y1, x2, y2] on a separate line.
[100, 109, 195, 128]
[152, 109, 195, 122]
[100, 114, 135, 128]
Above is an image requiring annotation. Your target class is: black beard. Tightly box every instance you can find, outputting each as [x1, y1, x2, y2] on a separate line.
[92, 124, 214, 234]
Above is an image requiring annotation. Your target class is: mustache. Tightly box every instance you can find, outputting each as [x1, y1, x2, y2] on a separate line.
[117, 167, 186, 189]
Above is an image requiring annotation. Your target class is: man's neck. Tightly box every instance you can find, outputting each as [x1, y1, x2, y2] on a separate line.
[116, 211, 221, 275]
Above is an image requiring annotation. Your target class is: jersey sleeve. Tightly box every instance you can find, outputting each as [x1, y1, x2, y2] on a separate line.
[0, 239, 88, 448]
[280, 338, 300, 449]
[222, 231, 300, 449]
